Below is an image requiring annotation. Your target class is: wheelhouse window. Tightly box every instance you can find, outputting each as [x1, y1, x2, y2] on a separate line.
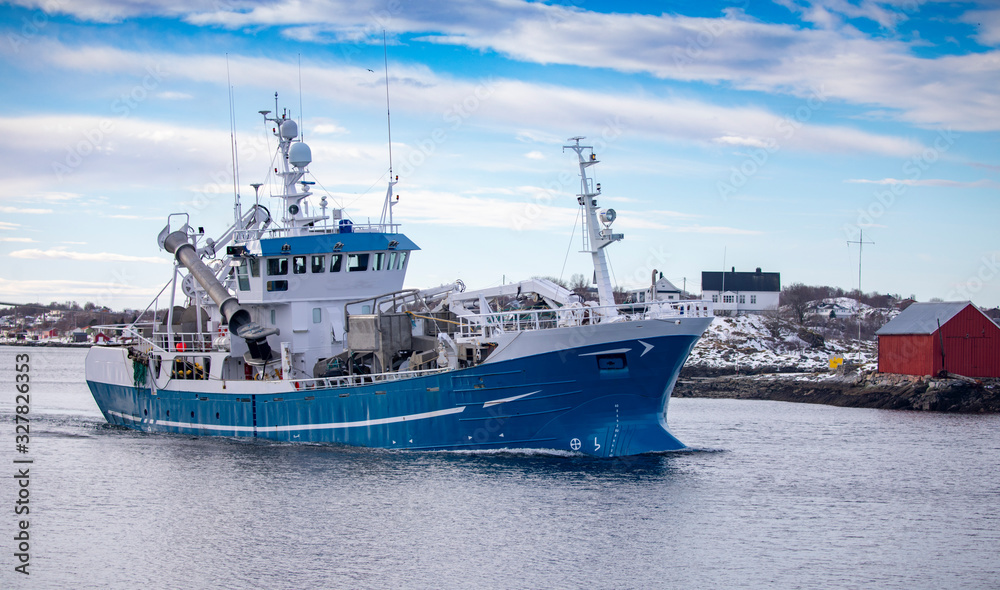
[348, 253, 369, 272]
[311, 255, 325, 273]
[236, 260, 250, 291]
[330, 254, 343, 272]
[267, 257, 288, 276]
[266, 280, 288, 292]
[395, 251, 407, 270]
[387, 252, 397, 270]
[313, 308, 322, 323]
[292, 256, 307, 274]
[373, 252, 385, 271]
[248, 258, 260, 277]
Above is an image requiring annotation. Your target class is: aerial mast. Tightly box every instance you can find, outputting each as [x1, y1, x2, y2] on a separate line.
[379, 30, 398, 229]
[847, 229, 875, 344]
[563, 137, 622, 310]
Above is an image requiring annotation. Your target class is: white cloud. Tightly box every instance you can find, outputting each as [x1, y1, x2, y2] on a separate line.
[406, 3, 999, 131]
[9, 248, 169, 263]
[515, 130, 565, 144]
[13, 1, 996, 131]
[156, 91, 193, 100]
[670, 224, 764, 235]
[846, 178, 1000, 188]
[0, 206, 53, 214]
[13, 41, 926, 158]
[0, 277, 161, 299]
[962, 8, 1000, 47]
[0, 222, 19, 230]
[311, 123, 349, 135]
[714, 135, 774, 149]
[524, 151, 544, 160]
[5, 0, 209, 22]
[0, 113, 236, 189]
[103, 214, 164, 220]
[0, 237, 35, 242]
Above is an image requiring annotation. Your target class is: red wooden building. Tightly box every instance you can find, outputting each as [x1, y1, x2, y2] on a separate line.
[876, 301, 1000, 378]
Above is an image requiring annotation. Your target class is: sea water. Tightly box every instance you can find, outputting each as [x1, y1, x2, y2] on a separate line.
[1, 346, 997, 589]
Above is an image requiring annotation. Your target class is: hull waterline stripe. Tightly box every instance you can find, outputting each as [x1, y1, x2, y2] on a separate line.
[109, 410, 257, 432]
[108, 406, 467, 433]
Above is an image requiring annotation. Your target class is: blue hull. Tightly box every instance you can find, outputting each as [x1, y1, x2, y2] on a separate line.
[87, 332, 698, 457]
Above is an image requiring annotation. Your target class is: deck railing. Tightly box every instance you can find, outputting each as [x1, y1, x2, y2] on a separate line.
[234, 222, 401, 242]
[457, 300, 712, 339]
[289, 366, 451, 391]
[92, 323, 223, 354]
[152, 330, 217, 353]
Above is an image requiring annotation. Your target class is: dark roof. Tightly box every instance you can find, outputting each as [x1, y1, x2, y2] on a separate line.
[875, 301, 971, 335]
[702, 270, 780, 292]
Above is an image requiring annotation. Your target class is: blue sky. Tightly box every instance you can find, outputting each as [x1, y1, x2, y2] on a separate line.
[0, 0, 998, 310]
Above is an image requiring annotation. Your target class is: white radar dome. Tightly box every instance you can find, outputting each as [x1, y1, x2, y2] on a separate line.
[279, 119, 299, 140]
[289, 141, 312, 168]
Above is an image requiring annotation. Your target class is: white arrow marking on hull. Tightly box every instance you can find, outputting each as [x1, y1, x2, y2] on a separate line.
[483, 390, 540, 408]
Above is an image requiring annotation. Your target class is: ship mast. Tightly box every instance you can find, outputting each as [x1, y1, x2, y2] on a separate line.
[563, 137, 622, 309]
[261, 93, 316, 236]
[379, 31, 398, 230]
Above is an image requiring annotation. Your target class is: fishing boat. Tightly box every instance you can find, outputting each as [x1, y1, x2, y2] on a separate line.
[85, 99, 712, 457]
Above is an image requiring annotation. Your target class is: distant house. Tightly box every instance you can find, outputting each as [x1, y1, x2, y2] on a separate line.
[809, 301, 856, 319]
[626, 276, 683, 303]
[71, 329, 88, 343]
[876, 301, 1000, 378]
[701, 267, 780, 314]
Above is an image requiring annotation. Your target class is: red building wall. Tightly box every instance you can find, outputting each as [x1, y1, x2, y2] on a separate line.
[878, 334, 936, 376]
[878, 305, 1000, 378]
[938, 305, 1000, 378]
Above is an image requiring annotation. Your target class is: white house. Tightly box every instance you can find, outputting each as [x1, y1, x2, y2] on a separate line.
[809, 300, 857, 319]
[701, 267, 780, 314]
[626, 276, 683, 303]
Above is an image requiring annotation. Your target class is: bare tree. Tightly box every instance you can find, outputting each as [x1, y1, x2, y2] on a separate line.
[781, 283, 813, 324]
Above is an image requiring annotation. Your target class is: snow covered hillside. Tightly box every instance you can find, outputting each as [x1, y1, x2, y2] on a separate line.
[688, 314, 877, 372]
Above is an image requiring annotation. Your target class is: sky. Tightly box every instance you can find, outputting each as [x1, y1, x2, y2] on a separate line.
[0, 0, 998, 311]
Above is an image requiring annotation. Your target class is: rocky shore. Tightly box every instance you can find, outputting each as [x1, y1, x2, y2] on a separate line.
[674, 366, 1000, 413]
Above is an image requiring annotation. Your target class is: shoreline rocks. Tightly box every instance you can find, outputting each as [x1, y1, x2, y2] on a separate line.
[674, 366, 1000, 413]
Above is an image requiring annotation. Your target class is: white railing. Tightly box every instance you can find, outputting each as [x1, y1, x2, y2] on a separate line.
[289, 366, 450, 391]
[91, 323, 156, 352]
[91, 323, 216, 354]
[457, 300, 713, 339]
[234, 222, 402, 242]
[152, 330, 218, 353]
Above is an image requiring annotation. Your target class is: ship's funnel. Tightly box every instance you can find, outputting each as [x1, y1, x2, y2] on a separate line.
[163, 231, 278, 361]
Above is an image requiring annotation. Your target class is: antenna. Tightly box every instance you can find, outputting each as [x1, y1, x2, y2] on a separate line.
[721, 246, 726, 297]
[298, 53, 304, 142]
[383, 30, 393, 177]
[379, 30, 398, 228]
[847, 228, 875, 344]
[226, 54, 242, 228]
[251, 183, 263, 211]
